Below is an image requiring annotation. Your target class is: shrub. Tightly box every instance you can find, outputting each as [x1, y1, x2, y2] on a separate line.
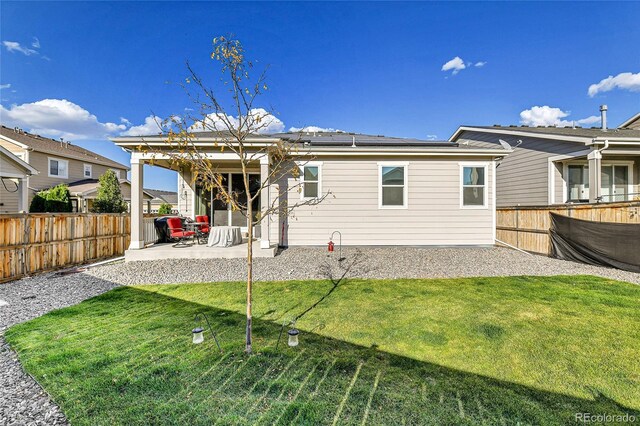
[158, 203, 173, 215]
[91, 170, 127, 213]
[30, 184, 73, 212]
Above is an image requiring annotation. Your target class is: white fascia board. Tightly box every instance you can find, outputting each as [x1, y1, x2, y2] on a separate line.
[0, 134, 30, 149]
[619, 112, 640, 128]
[0, 145, 38, 175]
[588, 137, 640, 144]
[131, 151, 267, 162]
[449, 126, 593, 144]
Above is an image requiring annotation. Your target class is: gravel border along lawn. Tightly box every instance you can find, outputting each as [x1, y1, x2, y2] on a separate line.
[1, 246, 639, 425]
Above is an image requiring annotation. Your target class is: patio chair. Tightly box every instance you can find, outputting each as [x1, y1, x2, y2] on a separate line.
[167, 217, 195, 247]
[195, 215, 211, 234]
[195, 215, 211, 244]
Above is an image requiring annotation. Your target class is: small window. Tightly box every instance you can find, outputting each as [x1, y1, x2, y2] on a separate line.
[48, 157, 68, 178]
[301, 164, 321, 199]
[461, 165, 487, 208]
[379, 164, 407, 208]
[84, 164, 92, 178]
[110, 169, 121, 179]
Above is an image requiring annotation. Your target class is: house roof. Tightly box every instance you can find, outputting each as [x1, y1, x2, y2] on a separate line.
[450, 125, 640, 143]
[273, 131, 453, 147]
[114, 130, 469, 149]
[66, 178, 152, 200]
[144, 188, 178, 204]
[0, 145, 39, 177]
[619, 112, 640, 129]
[1, 125, 129, 170]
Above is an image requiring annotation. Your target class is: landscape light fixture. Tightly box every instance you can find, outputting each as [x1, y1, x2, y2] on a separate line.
[276, 319, 301, 349]
[191, 312, 223, 353]
[287, 328, 300, 347]
[192, 327, 204, 344]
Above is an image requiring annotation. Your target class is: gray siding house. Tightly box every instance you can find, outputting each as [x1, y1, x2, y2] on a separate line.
[449, 109, 640, 207]
[113, 132, 511, 250]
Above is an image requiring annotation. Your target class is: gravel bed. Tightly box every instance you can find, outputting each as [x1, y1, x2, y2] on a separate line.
[87, 246, 640, 285]
[1, 246, 639, 425]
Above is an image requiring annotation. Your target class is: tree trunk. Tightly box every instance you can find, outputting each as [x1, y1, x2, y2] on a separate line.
[245, 201, 253, 354]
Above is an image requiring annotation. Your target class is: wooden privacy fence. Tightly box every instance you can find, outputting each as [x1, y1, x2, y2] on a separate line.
[0, 213, 130, 283]
[496, 202, 640, 255]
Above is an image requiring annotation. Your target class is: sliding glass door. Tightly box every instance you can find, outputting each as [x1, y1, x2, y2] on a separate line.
[601, 165, 629, 202]
[195, 173, 260, 230]
[566, 164, 630, 202]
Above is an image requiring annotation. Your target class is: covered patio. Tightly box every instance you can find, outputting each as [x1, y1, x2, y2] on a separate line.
[113, 134, 279, 261]
[549, 136, 640, 204]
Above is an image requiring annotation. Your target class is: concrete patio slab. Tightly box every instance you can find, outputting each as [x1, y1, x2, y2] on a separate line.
[124, 241, 277, 261]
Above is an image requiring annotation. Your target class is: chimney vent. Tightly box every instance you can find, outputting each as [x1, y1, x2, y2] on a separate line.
[600, 105, 608, 131]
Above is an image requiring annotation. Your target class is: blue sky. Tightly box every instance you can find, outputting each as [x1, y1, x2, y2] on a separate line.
[1, 1, 639, 191]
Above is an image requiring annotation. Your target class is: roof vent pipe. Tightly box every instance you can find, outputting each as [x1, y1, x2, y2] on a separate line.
[600, 105, 608, 131]
[351, 136, 356, 148]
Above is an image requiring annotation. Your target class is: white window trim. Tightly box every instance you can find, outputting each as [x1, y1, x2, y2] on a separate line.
[109, 168, 121, 179]
[83, 164, 92, 178]
[459, 162, 489, 209]
[563, 160, 634, 203]
[378, 162, 409, 209]
[298, 161, 323, 200]
[48, 157, 69, 179]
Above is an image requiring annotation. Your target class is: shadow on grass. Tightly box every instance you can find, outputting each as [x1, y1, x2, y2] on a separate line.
[5, 285, 639, 426]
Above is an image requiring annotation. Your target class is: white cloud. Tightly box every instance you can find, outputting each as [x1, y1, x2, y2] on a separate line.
[475, 61, 487, 67]
[0, 99, 126, 139]
[31, 37, 40, 49]
[588, 72, 640, 97]
[3, 41, 38, 56]
[441, 56, 466, 75]
[190, 108, 284, 134]
[425, 134, 438, 140]
[288, 126, 343, 133]
[120, 115, 164, 136]
[0, 84, 10, 90]
[519, 105, 601, 127]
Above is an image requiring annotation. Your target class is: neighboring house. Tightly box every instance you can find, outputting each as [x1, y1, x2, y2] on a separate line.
[0, 125, 129, 211]
[112, 131, 511, 250]
[0, 145, 38, 213]
[67, 178, 154, 213]
[449, 107, 640, 207]
[619, 112, 640, 130]
[143, 189, 179, 214]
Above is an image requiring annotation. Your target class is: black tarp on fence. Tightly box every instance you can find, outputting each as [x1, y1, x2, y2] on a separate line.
[549, 212, 640, 273]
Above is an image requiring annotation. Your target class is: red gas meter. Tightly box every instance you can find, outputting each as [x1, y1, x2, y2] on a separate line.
[328, 240, 335, 252]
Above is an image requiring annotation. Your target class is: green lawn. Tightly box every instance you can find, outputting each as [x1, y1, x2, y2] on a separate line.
[5, 275, 640, 425]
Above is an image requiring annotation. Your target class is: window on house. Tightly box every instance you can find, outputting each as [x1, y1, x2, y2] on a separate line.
[84, 164, 92, 178]
[110, 169, 121, 179]
[380, 164, 407, 208]
[461, 165, 487, 207]
[48, 158, 68, 178]
[301, 164, 320, 199]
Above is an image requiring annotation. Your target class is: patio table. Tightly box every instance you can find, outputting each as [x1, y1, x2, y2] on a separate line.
[184, 222, 209, 244]
[207, 226, 242, 247]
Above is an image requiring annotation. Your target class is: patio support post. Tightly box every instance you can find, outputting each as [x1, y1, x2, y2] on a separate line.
[260, 156, 271, 249]
[587, 150, 602, 203]
[17, 178, 28, 213]
[129, 158, 145, 249]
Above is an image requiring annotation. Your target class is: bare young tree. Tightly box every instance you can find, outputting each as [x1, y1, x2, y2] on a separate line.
[143, 36, 326, 354]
